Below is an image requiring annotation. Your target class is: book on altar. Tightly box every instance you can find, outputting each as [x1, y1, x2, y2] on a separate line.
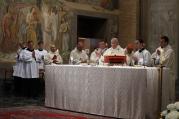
[104, 55, 126, 64]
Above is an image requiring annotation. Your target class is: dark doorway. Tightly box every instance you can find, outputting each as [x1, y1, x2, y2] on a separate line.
[77, 15, 107, 39]
[77, 15, 108, 52]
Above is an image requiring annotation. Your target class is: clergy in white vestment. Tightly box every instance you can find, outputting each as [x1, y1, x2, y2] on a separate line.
[35, 41, 48, 69]
[124, 43, 135, 66]
[133, 39, 151, 66]
[45, 45, 63, 65]
[13, 42, 27, 96]
[90, 41, 107, 63]
[70, 41, 88, 64]
[20, 40, 39, 97]
[99, 38, 124, 64]
[151, 36, 176, 102]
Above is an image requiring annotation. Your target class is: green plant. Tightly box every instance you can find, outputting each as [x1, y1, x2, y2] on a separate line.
[59, 50, 70, 64]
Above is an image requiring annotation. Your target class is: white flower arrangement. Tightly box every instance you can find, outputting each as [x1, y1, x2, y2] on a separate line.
[161, 102, 179, 119]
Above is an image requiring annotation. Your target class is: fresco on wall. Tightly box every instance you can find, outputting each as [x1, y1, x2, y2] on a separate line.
[0, 0, 118, 63]
[0, 0, 72, 63]
[0, 0, 37, 62]
[66, 0, 118, 10]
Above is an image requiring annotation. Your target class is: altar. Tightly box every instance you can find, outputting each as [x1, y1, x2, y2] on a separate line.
[45, 65, 171, 119]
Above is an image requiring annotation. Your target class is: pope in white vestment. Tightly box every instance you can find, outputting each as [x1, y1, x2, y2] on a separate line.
[151, 36, 176, 102]
[104, 46, 124, 56]
[70, 41, 88, 64]
[99, 38, 124, 64]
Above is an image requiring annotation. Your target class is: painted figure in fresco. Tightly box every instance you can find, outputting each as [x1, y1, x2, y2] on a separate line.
[1, 5, 19, 53]
[43, 7, 53, 50]
[26, 7, 38, 46]
[51, 7, 58, 42]
[59, 10, 70, 51]
[18, 11, 27, 42]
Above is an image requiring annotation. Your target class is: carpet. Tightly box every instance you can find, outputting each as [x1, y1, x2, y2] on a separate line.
[0, 107, 88, 119]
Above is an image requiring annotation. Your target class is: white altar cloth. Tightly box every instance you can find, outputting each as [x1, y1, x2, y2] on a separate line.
[45, 65, 170, 119]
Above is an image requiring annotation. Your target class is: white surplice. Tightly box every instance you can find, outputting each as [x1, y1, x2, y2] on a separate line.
[35, 49, 48, 69]
[20, 49, 39, 78]
[13, 48, 26, 78]
[134, 48, 152, 66]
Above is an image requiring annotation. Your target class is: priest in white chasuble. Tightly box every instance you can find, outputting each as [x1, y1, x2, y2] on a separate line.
[45, 45, 63, 65]
[90, 41, 107, 63]
[35, 41, 48, 70]
[151, 35, 176, 102]
[133, 39, 152, 66]
[99, 38, 124, 64]
[20, 40, 39, 97]
[70, 41, 88, 64]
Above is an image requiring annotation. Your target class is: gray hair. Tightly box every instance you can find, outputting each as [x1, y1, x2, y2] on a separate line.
[111, 38, 119, 44]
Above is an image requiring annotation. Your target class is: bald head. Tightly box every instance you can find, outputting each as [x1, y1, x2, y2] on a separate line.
[50, 44, 57, 52]
[111, 38, 119, 49]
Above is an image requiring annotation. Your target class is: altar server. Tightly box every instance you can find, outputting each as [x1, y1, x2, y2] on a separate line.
[20, 40, 39, 97]
[13, 42, 26, 78]
[70, 41, 88, 64]
[151, 35, 176, 102]
[13, 42, 26, 96]
[45, 44, 63, 64]
[90, 41, 107, 63]
[133, 39, 151, 66]
[35, 41, 48, 69]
